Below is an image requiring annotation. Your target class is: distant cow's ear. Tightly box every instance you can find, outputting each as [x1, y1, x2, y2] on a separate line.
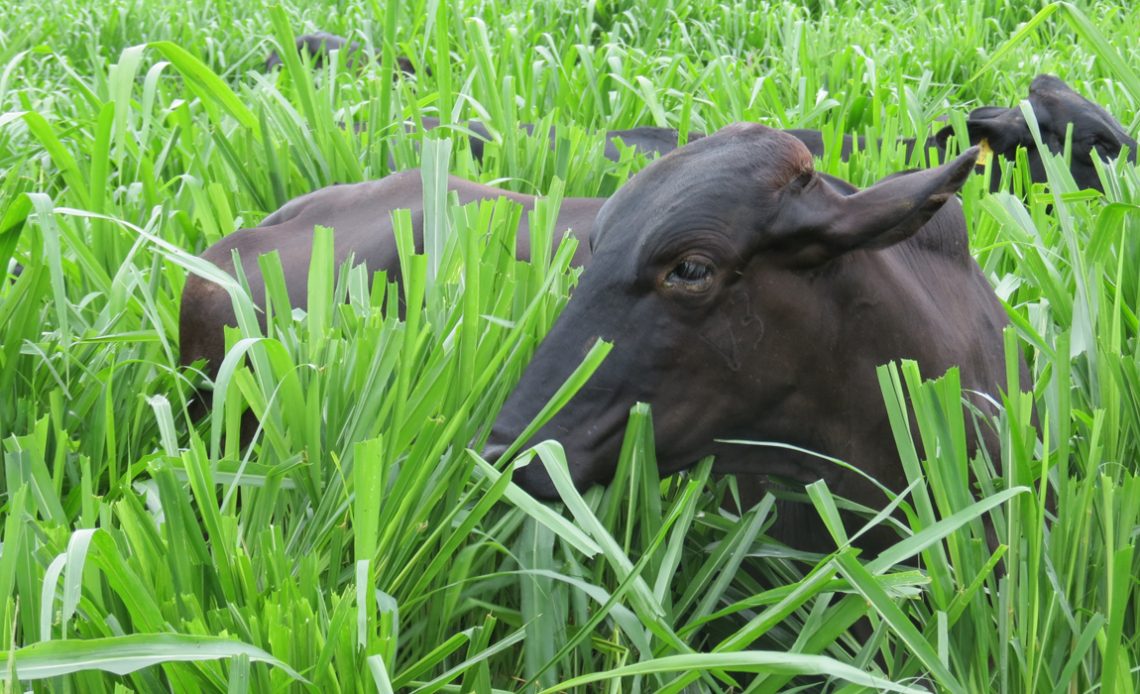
[770, 147, 979, 266]
[963, 106, 1035, 157]
[934, 124, 956, 151]
[935, 105, 1022, 151]
[966, 106, 1011, 122]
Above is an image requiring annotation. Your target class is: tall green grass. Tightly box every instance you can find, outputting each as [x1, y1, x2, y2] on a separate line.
[0, 0, 1138, 690]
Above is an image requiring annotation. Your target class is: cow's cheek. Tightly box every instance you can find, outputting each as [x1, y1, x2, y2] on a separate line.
[649, 293, 757, 462]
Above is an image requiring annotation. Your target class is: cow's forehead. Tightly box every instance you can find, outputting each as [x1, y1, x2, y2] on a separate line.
[1028, 77, 1135, 144]
[1031, 79, 1091, 113]
[591, 125, 813, 251]
[1029, 74, 1072, 96]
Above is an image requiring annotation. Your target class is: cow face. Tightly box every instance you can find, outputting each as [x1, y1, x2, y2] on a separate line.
[485, 124, 980, 499]
[938, 74, 1136, 191]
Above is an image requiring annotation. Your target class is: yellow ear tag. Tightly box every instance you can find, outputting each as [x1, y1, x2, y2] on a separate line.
[976, 138, 993, 166]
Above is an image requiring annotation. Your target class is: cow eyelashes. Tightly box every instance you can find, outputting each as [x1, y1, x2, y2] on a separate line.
[673, 259, 710, 280]
[663, 257, 715, 292]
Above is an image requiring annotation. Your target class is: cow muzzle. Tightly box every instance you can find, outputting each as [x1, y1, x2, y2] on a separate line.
[481, 436, 562, 500]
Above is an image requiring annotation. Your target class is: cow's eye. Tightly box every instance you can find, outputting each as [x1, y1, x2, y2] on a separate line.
[663, 257, 715, 292]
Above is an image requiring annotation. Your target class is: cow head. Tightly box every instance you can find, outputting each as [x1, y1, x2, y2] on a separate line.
[485, 123, 980, 500]
[936, 74, 1136, 191]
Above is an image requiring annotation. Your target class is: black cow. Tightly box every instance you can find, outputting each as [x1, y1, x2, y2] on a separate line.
[484, 124, 1016, 552]
[779, 76, 1137, 192]
[180, 125, 1019, 551]
[934, 74, 1137, 192]
[265, 32, 415, 75]
[791, 76, 1135, 192]
[179, 172, 604, 376]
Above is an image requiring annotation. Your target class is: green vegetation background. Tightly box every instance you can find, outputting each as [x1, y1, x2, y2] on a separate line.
[0, 0, 1137, 691]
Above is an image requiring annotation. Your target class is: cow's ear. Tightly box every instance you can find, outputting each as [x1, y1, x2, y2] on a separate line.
[966, 106, 1011, 122]
[963, 106, 1035, 157]
[935, 105, 1017, 151]
[933, 124, 955, 151]
[771, 147, 979, 266]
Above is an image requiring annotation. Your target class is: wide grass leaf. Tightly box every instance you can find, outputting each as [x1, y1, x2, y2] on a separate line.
[1, 634, 305, 681]
[541, 652, 927, 693]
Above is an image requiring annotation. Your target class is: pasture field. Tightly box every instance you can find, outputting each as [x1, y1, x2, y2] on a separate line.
[1, 0, 1139, 690]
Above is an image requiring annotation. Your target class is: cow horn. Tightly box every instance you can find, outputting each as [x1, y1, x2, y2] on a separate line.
[774, 147, 979, 265]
